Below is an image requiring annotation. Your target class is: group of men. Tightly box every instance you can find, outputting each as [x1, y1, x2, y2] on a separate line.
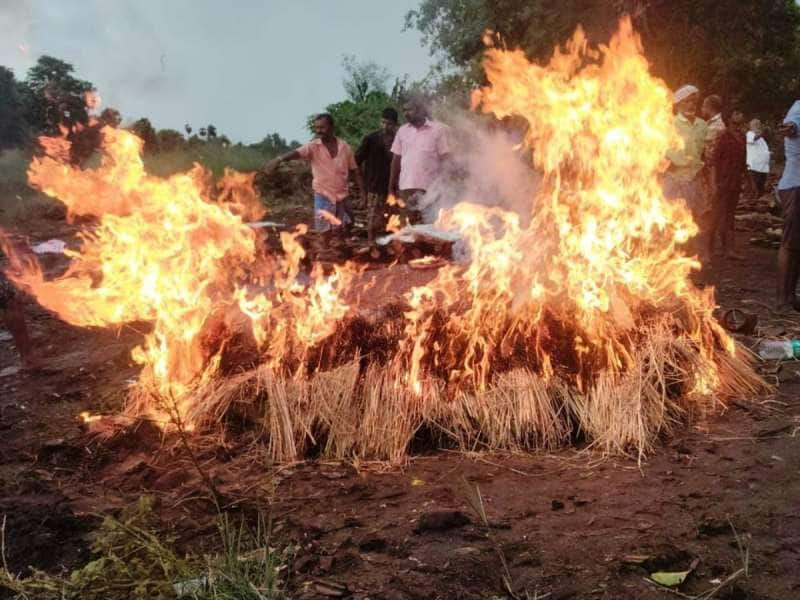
[264, 96, 450, 242]
[664, 86, 760, 262]
[664, 83, 800, 312]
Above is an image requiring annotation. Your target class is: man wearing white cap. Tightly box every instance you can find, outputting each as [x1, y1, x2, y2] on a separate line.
[664, 84, 709, 256]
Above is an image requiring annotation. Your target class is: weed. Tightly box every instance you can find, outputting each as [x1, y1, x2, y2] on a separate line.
[0, 497, 288, 599]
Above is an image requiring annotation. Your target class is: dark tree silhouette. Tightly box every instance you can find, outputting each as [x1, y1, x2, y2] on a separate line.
[18, 55, 94, 134]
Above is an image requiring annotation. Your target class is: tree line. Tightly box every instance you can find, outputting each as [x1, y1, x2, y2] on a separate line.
[406, 0, 800, 121]
[0, 55, 299, 160]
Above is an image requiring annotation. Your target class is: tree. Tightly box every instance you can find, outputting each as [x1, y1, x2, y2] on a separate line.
[206, 124, 217, 139]
[99, 107, 121, 128]
[156, 128, 185, 152]
[0, 66, 26, 149]
[317, 91, 399, 148]
[129, 117, 158, 153]
[251, 132, 300, 158]
[342, 54, 394, 101]
[308, 56, 404, 147]
[406, 0, 800, 119]
[19, 55, 94, 134]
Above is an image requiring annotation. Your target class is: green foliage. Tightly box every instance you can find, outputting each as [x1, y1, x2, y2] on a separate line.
[157, 129, 186, 153]
[407, 0, 800, 119]
[250, 132, 300, 158]
[318, 91, 401, 148]
[99, 107, 122, 128]
[0, 497, 288, 600]
[308, 56, 404, 148]
[342, 54, 394, 102]
[0, 67, 27, 149]
[130, 118, 158, 153]
[143, 141, 269, 178]
[18, 55, 94, 134]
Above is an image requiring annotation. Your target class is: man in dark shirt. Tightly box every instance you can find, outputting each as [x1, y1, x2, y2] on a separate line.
[356, 108, 398, 242]
[708, 108, 747, 260]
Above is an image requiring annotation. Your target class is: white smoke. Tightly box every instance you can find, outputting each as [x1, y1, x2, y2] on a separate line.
[421, 110, 539, 227]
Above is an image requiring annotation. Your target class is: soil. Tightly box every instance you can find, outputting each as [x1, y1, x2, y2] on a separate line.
[1, 213, 799, 599]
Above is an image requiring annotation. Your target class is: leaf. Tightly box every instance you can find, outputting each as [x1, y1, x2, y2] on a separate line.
[650, 570, 690, 587]
[411, 478, 425, 486]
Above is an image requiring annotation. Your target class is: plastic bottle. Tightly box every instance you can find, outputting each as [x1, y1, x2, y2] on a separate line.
[757, 339, 800, 360]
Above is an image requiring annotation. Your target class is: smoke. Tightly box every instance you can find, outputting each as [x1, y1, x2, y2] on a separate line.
[421, 109, 540, 227]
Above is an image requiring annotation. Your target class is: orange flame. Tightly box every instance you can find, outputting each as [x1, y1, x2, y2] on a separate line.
[3, 18, 735, 430]
[399, 17, 727, 393]
[5, 127, 355, 421]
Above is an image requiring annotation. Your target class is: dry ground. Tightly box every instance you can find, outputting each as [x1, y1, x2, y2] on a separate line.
[1, 213, 799, 599]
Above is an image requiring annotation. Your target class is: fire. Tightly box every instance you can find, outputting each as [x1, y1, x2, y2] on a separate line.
[4, 126, 354, 421]
[1, 18, 764, 455]
[394, 18, 724, 398]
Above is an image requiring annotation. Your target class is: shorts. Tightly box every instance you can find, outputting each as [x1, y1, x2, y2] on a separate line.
[313, 193, 353, 233]
[780, 187, 800, 251]
[0, 271, 16, 310]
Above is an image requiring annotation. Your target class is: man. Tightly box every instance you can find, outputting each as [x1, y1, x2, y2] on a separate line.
[776, 100, 800, 311]
[0, 272, 35, 369]
[356, 107, 398, 242]
[702, 94, 725, 160]
[707, 108, 746, 260]
[388, 96, 450, 225]
[265, 113, 365, 233]
[664, 85, 709, 222]
[746, 118, 770, 198]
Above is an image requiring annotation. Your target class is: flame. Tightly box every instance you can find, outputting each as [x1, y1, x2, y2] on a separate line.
[4, 127, 355, 421]
[79, 411, 102, 424]
[398, 17, 727, 394]
[2, 18, 739, 436]
[385, 214, 402, 233]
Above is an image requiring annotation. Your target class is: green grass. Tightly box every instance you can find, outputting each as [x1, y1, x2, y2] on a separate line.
[0, 497, 289, 600]
[0, 148, 61, 225]
[0, 141, 307, 228]
[143, 144, 269, 178]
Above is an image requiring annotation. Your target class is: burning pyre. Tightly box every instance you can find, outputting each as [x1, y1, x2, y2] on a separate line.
[2, 20, 766, 460]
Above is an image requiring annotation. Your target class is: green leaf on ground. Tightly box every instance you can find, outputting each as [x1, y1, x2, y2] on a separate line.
[650, 570, 690, 587]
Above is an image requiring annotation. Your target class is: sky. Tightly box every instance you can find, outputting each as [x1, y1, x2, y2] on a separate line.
[0, 0, 436, 143]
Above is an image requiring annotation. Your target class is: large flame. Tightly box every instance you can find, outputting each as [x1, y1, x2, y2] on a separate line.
[3, 126, 354, 419]
[398, 18, 730, 397]
[2, 19, 750, 449]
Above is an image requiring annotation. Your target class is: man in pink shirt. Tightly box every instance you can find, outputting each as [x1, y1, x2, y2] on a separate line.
[389, 97, 450, 224]
[265, 113, 365, 232]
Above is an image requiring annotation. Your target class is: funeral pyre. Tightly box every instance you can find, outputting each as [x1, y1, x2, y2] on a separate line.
[2, 19, 766, 461]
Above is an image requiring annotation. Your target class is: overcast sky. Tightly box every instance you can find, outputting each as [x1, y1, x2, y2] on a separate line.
[0, 0, 436, 143]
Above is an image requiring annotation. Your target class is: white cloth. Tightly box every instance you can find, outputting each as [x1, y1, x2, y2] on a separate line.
[746, 130, 770, 174]
[673, 84, 699, 105]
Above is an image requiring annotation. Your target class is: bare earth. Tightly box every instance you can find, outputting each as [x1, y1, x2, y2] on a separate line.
[1, 217, 799, 599]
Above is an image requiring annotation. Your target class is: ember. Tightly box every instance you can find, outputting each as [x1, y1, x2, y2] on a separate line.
[2, 18, 766, 460]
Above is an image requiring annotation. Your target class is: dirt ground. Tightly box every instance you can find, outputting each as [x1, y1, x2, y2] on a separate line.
[1, 214, 799, 599]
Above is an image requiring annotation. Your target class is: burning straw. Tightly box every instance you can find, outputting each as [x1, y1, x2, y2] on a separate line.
[3, 18, 768, 462]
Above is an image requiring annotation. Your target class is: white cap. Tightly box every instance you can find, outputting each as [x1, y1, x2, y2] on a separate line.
[673, 84, 699, 105]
